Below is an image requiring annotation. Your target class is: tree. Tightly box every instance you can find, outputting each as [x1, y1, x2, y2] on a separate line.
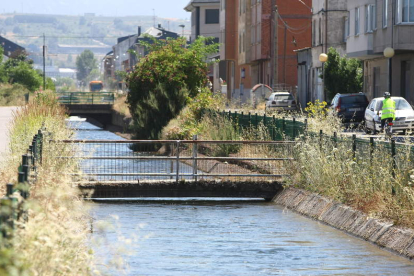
[0, 50, 42, 91]
[75, 50, 98, 83]
[126, 36, 218, 140]
[79, 16, 86, 25]
[323, 47, 363, 101]
[7, 62, 42, 91]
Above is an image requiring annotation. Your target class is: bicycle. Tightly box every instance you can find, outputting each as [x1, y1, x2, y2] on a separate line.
[384, 120, 393, 139]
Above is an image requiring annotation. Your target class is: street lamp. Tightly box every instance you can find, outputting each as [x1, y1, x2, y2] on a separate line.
[383, 47, 394, 93]
[179, 24, 185, 37]
[319, 53, 328, 101]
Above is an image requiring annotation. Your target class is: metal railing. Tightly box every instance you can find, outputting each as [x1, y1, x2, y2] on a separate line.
[1, 128, 46, 245]
[54, 139, 296, 182]
[57, 92, 115, 105]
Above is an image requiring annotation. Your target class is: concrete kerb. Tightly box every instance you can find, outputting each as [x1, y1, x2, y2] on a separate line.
[274, 187, 414, 260]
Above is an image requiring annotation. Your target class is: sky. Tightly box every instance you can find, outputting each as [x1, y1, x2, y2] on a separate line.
[1, 0, 191, 20]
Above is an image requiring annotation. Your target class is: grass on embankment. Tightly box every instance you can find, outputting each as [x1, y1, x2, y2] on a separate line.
[161, 95, 414, 228]
[0, 91, 95, 275]
[0, 83, 30, 106]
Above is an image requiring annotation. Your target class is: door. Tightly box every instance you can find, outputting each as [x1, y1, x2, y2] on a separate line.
[401, 61, 411, 102]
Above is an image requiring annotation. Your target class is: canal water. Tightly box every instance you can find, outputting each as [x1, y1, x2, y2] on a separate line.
[70, 120, 414, 275]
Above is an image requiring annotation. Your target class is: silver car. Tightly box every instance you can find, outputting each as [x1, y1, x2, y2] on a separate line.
[364, 97, 414, 134]
[265, 92, 297, 112]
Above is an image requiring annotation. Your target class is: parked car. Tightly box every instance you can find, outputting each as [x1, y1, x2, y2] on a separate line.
[329, 93, 369, 125]
[265, 91, 297, 111]
[364, 96, 414, 134]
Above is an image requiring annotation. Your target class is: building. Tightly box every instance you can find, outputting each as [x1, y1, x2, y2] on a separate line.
[275, 0, 312, 92]
[346, 0, 414, 104]
[184, 0, 221, 43]
[185, 0, 311, 104]
[310, 0, 348, 102]
[105, 25, 180, 91]
[0, 35, 25, 59]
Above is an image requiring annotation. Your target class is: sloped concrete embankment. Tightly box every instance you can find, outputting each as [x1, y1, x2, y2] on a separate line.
[273, 188, 414, 260]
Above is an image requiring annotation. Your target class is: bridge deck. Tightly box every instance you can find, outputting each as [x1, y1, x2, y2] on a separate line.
[78, 180, 284, 200]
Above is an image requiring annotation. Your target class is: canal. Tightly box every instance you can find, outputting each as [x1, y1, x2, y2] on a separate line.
[71, 120, 414, 275]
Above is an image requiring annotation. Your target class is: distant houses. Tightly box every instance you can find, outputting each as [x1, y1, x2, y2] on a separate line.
[0, 35, 26, 59]
[103, 24, 180, 91]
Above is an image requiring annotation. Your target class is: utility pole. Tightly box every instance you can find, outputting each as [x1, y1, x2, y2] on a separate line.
[272, 3, 279, 89]
[283, 24, 287, 86]
[153, 9, 156, 27]
[43, 33, 46, 90]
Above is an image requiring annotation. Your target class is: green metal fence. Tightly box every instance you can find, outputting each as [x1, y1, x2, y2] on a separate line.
[219, 110, 307, 141]
[56, 92, 115, 105]
[0, 128, 46, 246]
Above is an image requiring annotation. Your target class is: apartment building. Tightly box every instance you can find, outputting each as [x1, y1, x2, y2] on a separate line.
[276, 0, 312, 91]
[310, 0, 348, 102]
[185, 0, 221, 43]
[346, 0, 414, 103]
[249, 0, 272, 92]
[233, 0, 312, 103]
[185, 0, 221, 93]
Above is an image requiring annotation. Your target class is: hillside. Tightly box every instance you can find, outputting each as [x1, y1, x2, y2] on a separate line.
[0, 13, 189, 68]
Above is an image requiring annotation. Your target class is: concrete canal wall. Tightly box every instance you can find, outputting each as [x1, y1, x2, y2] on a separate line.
[274, 188, 414, 260]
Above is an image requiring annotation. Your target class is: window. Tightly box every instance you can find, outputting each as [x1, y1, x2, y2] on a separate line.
[318, 18, 322, 45]
[239, 33, 242, 53]
[373, 67, 380, 98]
[355, 7, 360, 35]
[344, 16, 349, 41]
[366, 4, 377, 32]
[205, 9, 219, 24]
[312, 20, 316, 46]
[397, 0, 414, 23]
[242, 31, 245, 52]
[383, 0, 388, 27]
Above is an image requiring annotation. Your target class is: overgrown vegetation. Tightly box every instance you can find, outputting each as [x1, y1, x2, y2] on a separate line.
[126, 36, 219, 140]
[0, 83, 30, 106]
[0, 46, 55, 102]
[76, 49, 100, 84]
[164, 94, 414, 228]
[289, 133, 414, 228]
[0, 91, 95, 275]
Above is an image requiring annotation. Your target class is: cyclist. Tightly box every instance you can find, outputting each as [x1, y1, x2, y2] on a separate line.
[380, 92, 396, 133]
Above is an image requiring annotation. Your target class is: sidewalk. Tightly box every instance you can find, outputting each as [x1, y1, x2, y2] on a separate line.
[0, 106, 18, 165]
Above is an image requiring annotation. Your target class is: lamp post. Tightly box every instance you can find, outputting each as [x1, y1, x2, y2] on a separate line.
[319, 53, 328, 101]
[179, 24, 185, 37]
[383, 47, 394, 93]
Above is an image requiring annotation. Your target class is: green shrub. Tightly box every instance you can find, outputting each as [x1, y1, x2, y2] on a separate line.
[0, 83, 30, 106]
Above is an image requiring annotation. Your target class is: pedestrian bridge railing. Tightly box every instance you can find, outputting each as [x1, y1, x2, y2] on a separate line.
[57, 92, 115, 105]
[53, 140, 296, 182]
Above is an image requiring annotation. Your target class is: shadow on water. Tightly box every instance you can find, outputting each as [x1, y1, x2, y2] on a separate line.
[88, 198, 268, 205]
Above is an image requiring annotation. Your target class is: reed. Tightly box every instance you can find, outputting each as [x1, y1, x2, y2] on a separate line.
[288, 134, 414, 227]
[0, 90, 96, 275]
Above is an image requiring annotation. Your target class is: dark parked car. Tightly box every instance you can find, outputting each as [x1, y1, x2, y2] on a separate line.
[329, 93, 369, 124]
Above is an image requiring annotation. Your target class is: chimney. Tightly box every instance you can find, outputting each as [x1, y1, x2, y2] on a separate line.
[158, 24, 162, 29]
[138, 26, 141, 36]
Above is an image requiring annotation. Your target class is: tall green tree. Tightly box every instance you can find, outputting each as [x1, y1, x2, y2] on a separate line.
[126, 36, 218, 140]
[0, 48, 43, 92]
[75, 49, 98, 83]
[323, 47, 363, 101]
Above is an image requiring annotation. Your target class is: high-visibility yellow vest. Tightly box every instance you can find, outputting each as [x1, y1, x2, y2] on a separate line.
[381, 98, 396, 120]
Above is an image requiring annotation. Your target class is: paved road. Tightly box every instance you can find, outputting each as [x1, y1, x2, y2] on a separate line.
[0, 106, 19, 165]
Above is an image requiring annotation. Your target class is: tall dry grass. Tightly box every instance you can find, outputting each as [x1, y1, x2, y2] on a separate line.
[288, 133, 414, 227]
[0, 91, 96, 275]
[112, 94, 131, 118]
